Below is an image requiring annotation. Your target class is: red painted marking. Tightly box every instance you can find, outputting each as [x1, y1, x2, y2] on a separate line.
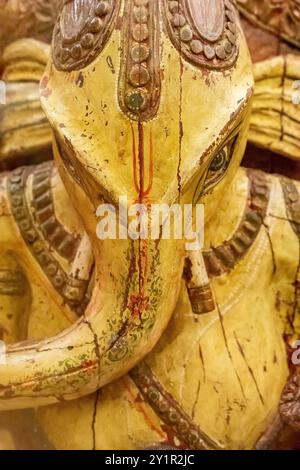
[131, 124, 140, 195]
[143, 129, 154, 197]
[122, 378, 166, 439]
[40, 76, 52, 99]
[161, 424, 187, 450]
[131, 124, 154, 201]
[138, 121, 145, 200]
[40, 76, 49, 90]
[130, 123, 156, 319]
[127, 293, 149, 318]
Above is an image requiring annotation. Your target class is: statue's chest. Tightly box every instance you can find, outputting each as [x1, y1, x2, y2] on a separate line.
[144, 215, 295, 449]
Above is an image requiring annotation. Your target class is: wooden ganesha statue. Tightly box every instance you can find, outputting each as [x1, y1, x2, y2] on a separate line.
[0, 0, 300, 450]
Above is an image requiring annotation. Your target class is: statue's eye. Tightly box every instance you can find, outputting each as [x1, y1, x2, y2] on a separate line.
[194, 132, 239, 201]
[202, 131, 240, 196]
[209, 149, 227, 172]
[201, 145, 230, 194]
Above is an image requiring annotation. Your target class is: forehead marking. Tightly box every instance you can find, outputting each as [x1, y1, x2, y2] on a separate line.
[118, 0, 161, 122]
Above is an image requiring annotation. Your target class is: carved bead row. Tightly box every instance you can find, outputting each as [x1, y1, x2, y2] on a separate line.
[130, 363, 220, 450]
[8, 165, 88, 311]
[56, 1, 111, 66]
[120, 0, 161, 121]
[124, 0, 151, 117]
[128, 2, 151, 87]
[171, 0, 236, 60]
[32, 164, 80, 261]
[203, 170, 270, 279]
[165, 0, 239, 69]
[53, 0, 119, 71]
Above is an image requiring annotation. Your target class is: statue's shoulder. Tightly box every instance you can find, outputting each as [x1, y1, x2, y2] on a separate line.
[241, 166, 300, 214]
[271, 172, 300, 239]
[6, 162, 92, 314]
[6, 161, 84, 259]
[261, 170, 300, 220]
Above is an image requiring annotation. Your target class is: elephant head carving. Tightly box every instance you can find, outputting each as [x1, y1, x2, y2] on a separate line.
[0, 0, 254, 411]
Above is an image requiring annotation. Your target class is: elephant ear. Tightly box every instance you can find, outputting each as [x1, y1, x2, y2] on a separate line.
[52, 0, 120, 71]
[162, 0, 239, 70]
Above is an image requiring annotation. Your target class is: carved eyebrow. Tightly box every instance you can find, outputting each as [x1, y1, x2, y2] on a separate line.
[192, 87, 253, 182]
[215, 87, 253, 149]
[192, 120, 242, 204]
[182, 85, 252, 204]
[220, 116, 244, 148]
[55, 133, 118, 208]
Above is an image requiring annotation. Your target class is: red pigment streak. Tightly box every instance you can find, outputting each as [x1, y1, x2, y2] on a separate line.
[131, 124, 154, 200]
[40, 76, 52, 99]
[40, 76, 48, 90]
[143, 129, 154, 197]
[130, 123, 155, 319]
[40, 87, 52, 99]
[127, 293, 149, 318]
[138, 238, 149, 298]
[138, 121, 145, 200]
[131, 124, 140, 195]
[161, 424, 187, 450]
[122, 378, 166, 440]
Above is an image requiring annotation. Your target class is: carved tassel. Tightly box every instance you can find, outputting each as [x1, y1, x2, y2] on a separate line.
[184, 251, 215, 315]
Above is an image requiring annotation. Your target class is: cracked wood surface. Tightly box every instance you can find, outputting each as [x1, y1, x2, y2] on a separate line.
[0, 166, 299, 450]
